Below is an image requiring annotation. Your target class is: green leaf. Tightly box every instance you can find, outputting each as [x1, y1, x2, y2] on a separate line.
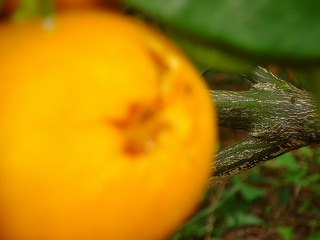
[238, 184, 265, 202]
[217, 177, 241, 203]
[298, 146, 313, 159]
[277, 186, 292, 204]
[299, 173, 320, 187]
[125, 0, 320, 66]
[308, 231, 320, 240]
[276, 226, 294, 240]
[163, 28, 254, 72]
[275, 153, 299, 171]
[226, 211, 264, 228]
[282, 168, 308, 184]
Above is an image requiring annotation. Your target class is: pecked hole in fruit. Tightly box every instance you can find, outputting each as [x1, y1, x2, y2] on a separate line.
[147, 48, 171, 83]
[146, 44, 195, 98]
[108, 44, 180, 156]
[109, 102, 171, 157]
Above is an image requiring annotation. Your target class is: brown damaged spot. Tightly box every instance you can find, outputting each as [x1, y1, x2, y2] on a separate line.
[184, 83, 193, 95]
[147, 48, 171, 82]
[109, 102, 171, 157]
[107, 45, 178, 157]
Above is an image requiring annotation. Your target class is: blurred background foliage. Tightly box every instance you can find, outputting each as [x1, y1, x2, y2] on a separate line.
[171, 145, 320, 240]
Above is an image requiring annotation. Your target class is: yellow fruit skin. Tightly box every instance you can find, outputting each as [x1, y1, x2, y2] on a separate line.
[0, 10, 216, 240]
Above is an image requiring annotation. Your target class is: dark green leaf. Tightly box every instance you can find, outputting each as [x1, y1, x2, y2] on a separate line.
[125, 0, 320, 66]
[308, 231, 320, 240]
[164, 29, 254, 72]
[277, 186, 292, 204]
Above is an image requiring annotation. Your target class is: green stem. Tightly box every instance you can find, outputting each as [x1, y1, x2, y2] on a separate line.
[209, 67, 320, 186]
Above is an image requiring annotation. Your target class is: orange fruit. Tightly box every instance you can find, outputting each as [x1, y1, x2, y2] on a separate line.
[0, 10, 216, 240]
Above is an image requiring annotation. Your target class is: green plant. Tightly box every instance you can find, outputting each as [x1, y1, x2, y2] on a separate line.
[172, 146, 320, 239]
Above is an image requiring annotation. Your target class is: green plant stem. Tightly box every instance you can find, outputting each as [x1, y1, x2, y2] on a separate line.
[210, 67, 320, 186]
